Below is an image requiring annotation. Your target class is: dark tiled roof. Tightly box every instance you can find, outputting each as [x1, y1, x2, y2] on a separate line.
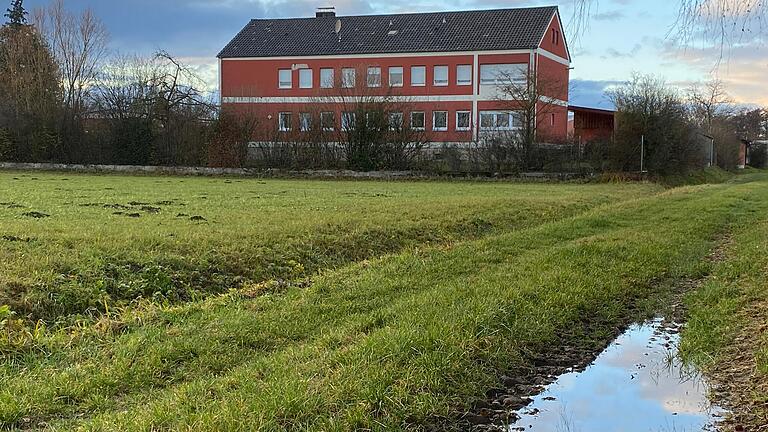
[218, 6, 559, 58]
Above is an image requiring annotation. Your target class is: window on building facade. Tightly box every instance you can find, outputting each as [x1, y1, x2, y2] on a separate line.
[552, 29, 560, 45]
[456, 111, 471, 130]
[300, 112, 312, 131]
[341, 112, 356, 130]
[389, 67, 403, 87]
[278, 112, 292, 131]
[320, 112, 335, 131]
[342, 68, 356, 88]
[367, 67, 381, 87]
[411, 66, 426, 86]
[433, 111, 448, 131]
[479, 111, 522, 131]
[480, 64, 527, 85]
[320, 68, 334, 88]
[433, 66, 448, 86]
[278, 69, 292, 89]
[299, 69, 313, 89]
[389, 112, 403, 130]
[457, 65, 472, 86]
[410, 111, 425, 130]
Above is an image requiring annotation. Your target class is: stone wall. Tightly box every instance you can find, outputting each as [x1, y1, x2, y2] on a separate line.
[0, 162, 584, 181]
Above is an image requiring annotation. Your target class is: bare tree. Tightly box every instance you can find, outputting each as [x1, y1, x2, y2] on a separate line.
[329, 77, 430, 171]
[495, 67, 568, 146]
[731, 107, 768, 142]
[579, 0, 765, 46]
[252, 68, 430, 171]
[479, 66, 569, 172]
[34, 0, 108, 114]
[152, 51, 213, 125]
[208, 105, 263, 168]
[92, 54, 160, 120]
[669, 0, 767, 50]
[687, 79, 733, 134]
[151, 51, 216, 165]
[607, 73, 706, 173]
[89, 52, 216, 165]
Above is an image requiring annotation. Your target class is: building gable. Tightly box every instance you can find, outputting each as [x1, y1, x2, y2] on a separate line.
[537, 10, 570, 62]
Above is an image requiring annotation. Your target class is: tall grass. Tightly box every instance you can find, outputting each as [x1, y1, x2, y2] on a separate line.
[0, 171, 657, 323]
[1, 172, 766, 431]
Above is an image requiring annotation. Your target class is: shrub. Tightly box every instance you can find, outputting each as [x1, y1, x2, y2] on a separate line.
[0, 128, 13, 161]
[750, 142, 767, 168]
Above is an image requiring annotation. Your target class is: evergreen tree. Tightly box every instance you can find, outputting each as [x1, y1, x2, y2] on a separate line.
[0, 0, 61, 161]
[4, 0, 27, 27]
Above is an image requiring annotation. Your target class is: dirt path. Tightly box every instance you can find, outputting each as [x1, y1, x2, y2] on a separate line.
[453, 237, 729, 432]
[707, 299, 768, 431]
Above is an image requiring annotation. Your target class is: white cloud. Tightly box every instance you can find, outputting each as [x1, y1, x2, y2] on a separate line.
[662, 39, 768, 105]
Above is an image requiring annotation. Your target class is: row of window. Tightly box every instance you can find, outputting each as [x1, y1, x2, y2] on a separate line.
[277, 110, 523, 132]
[278, 64, 527, 90]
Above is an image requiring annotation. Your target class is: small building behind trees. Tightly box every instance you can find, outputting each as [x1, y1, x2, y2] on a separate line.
[568, 105, 615, 144]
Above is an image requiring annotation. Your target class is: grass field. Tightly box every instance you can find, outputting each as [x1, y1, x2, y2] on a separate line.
[1, 170, 767, 431]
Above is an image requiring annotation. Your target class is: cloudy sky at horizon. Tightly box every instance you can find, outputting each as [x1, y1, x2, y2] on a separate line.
[16, 0, 768, 109]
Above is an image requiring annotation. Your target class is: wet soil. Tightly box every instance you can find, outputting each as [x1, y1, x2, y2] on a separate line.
[451, 238, 734, 432]
[706, 300, 768, 431]
[506, 318, 722, 432]
[21, 211, 49, 219]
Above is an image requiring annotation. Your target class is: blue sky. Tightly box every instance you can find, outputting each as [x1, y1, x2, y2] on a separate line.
[16, 0, 768, 108]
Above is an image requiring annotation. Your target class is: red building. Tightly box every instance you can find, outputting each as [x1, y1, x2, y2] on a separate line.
[218, 6, 571, 144]
[568, 105, 616, 144]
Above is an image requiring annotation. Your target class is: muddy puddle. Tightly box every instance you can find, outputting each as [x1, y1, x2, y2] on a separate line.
[508, 319, 724, 432]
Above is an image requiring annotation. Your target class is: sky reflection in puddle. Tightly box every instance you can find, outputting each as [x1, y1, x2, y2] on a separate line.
[509, 319, 723, 432]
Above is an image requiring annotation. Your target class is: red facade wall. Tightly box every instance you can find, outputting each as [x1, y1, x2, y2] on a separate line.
[222, 55, 477, 98]
[538, 14, 569, 61]
[220, 13, 571, 144]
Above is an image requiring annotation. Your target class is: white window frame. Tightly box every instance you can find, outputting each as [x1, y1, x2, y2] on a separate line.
[480, 64, 527, 86]
[456, 111, 471, 131]
[433, 65, 449, 86]
[278, 112, 292, 131]
[278, 69, 292, 89]
[389, 66, 403, 87]
[479, 111, 522, 131]
[299, 69, 313, 89]
[341, 111, 356, 130]
[432, 111, 448, 131]
[410, 111, 425, 130]
[411, 66, 426, 87]
[367, 66, 381, 88]
[299, 112, 311, 131]
[456, 65, 472, 86]
[342, 68, 356, 88]
[320, 68, 334, 89]
[320, 111, 335, 131]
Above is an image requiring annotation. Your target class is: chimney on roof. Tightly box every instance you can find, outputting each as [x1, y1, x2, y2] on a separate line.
[316, 7, 336, 18]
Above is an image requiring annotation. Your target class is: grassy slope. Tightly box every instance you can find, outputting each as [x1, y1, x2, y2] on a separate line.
[679, 182, 768, 427]
[0, 172, 656, 323]
[660, 167, 736, 187]
[2, 172, 767, 431]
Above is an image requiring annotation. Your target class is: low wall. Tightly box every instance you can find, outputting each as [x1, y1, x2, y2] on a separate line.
[0, 162, 586, 181]
[0, 162, 429, 179]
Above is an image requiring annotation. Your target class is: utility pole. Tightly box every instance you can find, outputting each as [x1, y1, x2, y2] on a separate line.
[640, 135, 646, 173]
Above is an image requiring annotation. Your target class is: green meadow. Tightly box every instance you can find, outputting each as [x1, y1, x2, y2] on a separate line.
[1, 170, 766, 431]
